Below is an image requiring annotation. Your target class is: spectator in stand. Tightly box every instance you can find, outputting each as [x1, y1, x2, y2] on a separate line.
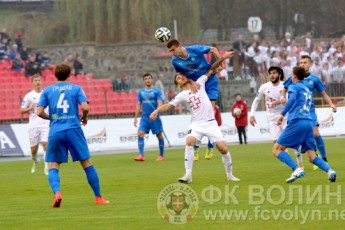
[282, 32, 292, 48]
[321, 62, 332, 86]
[122, 75, 130, 92]
[20, 46, 29, 61]
[15, 32, 23, 51]
[112, 76, 123, 92]
[286, 40, 298, 54]
[155, 73, 165, 101]
[0, 41, 6, 61]
[63, 53, 75, 75]
[0, 28, 10, 45]
[8, 44, 19, 60]
[25, 53, 42, 78]
[231, 93, 248, 145]
[233, 34, 247, 54]
[74, 54, 84, 75]
[304, 31, 313, 54]
[41, 52, 52, 70]
[331, 58, 345, 83]
[12, 53, 24, 72]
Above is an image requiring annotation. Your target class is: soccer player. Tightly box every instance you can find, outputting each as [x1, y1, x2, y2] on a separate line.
[36, 64, 109, 207]
[280, 55, 337, 166]
[249, 66, 304, 168]
[133, 73, 165, 161]
[150, 51, 239, 183]
[273, 66, 336, 183]
[20, 74, 49, 175]
[167, 39, 231, 160]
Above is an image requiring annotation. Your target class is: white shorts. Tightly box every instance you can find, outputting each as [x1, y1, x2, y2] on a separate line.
[268, 117, 287, 141]
[187, 120, 225, 145]
[28, 127, 49, 147]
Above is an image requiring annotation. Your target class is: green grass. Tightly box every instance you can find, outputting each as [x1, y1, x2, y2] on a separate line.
[1, 138, 345, 230]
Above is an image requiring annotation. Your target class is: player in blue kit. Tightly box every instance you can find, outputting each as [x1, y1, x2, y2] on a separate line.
[281, 55, 337, 167]
[36, 64, 109, 207]
[273, 66, 336, 183]
[133, 73, 165, 161]
[167, 39, 231, 160]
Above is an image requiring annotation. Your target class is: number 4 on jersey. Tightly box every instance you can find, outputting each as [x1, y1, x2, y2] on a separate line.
[57, 93, 70, 113]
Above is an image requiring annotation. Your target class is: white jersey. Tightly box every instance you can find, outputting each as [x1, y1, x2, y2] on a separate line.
[21, 90, 50, 128]
[250, 81, 285, 121]
[169, 75, 214, 124]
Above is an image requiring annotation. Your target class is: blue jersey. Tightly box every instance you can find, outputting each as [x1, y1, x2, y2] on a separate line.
[171, 45, 219, 99]
[38, 82, 88, 135]
[284, 73, 326, 113]
[137, 87, 163, 117]
[281, 81, 312, 122]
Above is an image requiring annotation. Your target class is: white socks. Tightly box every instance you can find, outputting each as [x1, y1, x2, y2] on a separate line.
[222, 152, 233, 175]
[294, 149, 303, 165]
[185, 146, 194, 175]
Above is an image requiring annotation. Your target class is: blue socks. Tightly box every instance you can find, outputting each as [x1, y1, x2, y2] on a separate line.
[193, 145, 199, 150]
[313, 157, 331, 172]
[315, 135, 326, 159]
[277, 151, 298, 171]
[207, 140, 213, 149]
[48, 168, 60, 193]
[84, 165, 101, 197]
[138, 137, 144, 156]
[158, 138, 164, 157]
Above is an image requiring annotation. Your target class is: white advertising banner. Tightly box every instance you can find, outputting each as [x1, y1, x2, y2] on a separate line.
[8, 107, 345, 156]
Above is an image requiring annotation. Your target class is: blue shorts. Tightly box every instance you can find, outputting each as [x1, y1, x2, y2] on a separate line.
[139, 116, 163, 135]
[205, 74, 219, 100]
[46, 128, 90, 163]
[277, 119, 316, 153]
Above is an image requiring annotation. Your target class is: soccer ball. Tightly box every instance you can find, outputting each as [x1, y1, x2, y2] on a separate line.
[155, 27, 171, 42]
[233, 108, 242, 116]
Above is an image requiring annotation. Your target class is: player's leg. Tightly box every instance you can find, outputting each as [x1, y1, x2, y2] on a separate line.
[67, 128, 109, 204]
[28, 128, 40, 173]
[215, 141, 240, 181]
[178, 135, 197, 184]
[314, 126, 327, 161]
[205, 139, 214, 159]
[40, 127, 49, 175]
[151, 118, 164, 161]
[135, 119, 149, 161]
[193, 145, 200, 161]
[45, 132, 68, 208]
[274, 120, 305, 183]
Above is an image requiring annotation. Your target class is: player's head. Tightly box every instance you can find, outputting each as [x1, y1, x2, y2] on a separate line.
[299, 55, 312, 72]
[268, 66, 284, 83]
[167, 39, 182, 57]
[292, 66, 306, 82]
[55, 64, 71, 81]
[174, 72, 188, 88]
[31, 74, 41, 88]
[143, 73, 153, 87]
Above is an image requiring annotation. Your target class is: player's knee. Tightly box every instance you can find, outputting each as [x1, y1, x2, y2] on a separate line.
[216, 142, 228, 154]
[186, 137, 196, 146]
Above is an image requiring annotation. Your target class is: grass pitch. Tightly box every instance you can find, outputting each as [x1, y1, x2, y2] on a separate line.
[0, 138, 344, 230]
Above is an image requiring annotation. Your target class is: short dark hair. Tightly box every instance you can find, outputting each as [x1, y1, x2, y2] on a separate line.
[293, 66, 306, 81]
[55, 64, 71, 81]
[268, 66, 285, 81]
[167, 39, 180, 49]
[31, 74, 41, 82]
[235, 93, 242, 97]
[143, 73, 152, 79]
[301, 55, 312, 62]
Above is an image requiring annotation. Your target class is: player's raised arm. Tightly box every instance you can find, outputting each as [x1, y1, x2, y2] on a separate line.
[150, 103, 174, 120]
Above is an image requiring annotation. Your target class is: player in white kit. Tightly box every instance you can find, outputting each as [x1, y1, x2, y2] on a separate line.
[249, 66, 304, 168]
[20, 74, 49, 175]
[150, 51, 240, 183]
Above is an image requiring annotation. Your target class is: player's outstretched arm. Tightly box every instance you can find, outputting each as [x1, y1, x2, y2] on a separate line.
[150, 103, 174, 120]
[321, 91, 337, 113]
[36, 106, 49, 120]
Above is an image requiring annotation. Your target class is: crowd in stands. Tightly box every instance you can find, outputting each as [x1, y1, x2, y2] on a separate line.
[0, 28, 84, 78]
[229, 32, 345, 87]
